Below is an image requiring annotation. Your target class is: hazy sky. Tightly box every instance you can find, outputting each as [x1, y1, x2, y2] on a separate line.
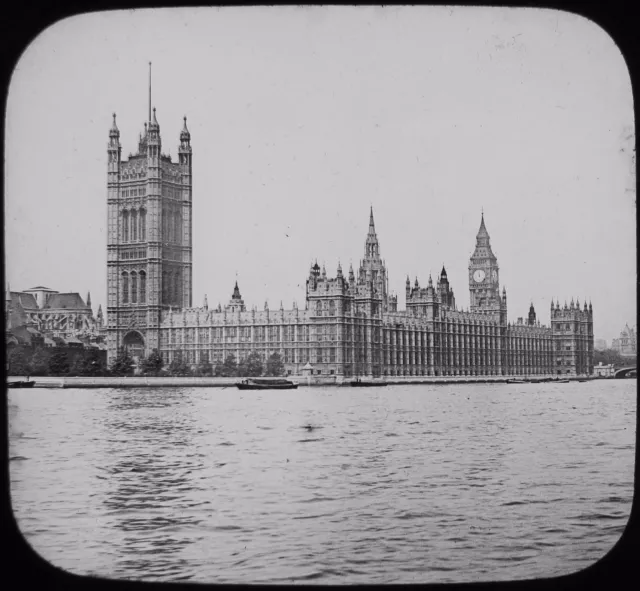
[5, 6, 635, 342]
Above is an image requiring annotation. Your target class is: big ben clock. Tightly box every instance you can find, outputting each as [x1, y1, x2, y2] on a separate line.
[473, 269, 486, 283]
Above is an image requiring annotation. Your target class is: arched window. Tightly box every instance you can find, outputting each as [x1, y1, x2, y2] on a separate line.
[316, 301, 322, 315]
[131, 271, 138, 304]
[122, 210, 129, 242]
[329, 301, 336, 316]
[162, 206, 168, 242]
[139, 209, 146, 241]
[173, 271, 180, 305]
[139, 271, 146, 304]
[131, 209, 138, 241]
[172, 209, 178, 243]
[162, 270, 168, 303]
[122, 272, 129, 304]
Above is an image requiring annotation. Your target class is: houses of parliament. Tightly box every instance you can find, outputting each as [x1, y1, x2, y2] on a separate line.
[106, 100, 594, 378]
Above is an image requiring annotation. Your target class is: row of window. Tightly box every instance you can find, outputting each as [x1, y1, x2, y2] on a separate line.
[121, 209, 146, 242]
[122, 187, 146, 198]
[121, 271, 146, 304]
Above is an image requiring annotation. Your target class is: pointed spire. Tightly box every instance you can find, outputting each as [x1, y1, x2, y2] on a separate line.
[86, 291, 92, 308]
[428, 274, 433, 288]
[414, 277, 419, 288]
[232, 280, 241, 300]
[477, 212, 489, 241]
[203, 294, 208, 309]
[151, 107, 159, 126]
[180, 116, 190, 141]
[440, 265, 447, 278]
[364, 207, 380, 259]
[110, 113, 119, 136]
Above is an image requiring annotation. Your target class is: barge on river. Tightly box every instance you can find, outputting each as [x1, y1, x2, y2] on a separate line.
[236, 378, 298, 390]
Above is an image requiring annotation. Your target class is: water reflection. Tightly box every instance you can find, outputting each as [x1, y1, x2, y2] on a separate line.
[98, 389, 206, 581]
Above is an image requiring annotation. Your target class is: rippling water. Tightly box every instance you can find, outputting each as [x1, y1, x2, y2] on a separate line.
[8, 381, 636, 583]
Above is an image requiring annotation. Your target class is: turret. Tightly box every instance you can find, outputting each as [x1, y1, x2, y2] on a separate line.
[528, 302, 536, 326]
[406, 276, 411, 301]
[179, 116, 192, 167]
[96, 304, 104, 328]
[203, 294, 208, 310]
[86, 291, 92, 309]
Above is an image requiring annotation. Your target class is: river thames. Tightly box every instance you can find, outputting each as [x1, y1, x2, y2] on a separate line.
[8, 380, 636, 584]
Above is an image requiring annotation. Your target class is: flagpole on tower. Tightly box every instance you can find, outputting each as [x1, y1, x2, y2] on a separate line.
[148, 61, 152, 124]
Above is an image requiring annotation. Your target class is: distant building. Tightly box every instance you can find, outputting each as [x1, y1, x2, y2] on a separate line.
[593, 362, 615, 378]
[5, 285, 105, 349]
[594, 338, 607, 351]
[611, 324, 637, 358]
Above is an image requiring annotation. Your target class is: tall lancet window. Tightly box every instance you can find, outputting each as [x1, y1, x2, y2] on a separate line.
[122, 211, 129, 242]
[139, 271, 146, 304]
[131, 271, 138, 304]
[122, 272, 129, 304]
[162, 206, 168, 241]
[139, 209, 146, 241]
[131, 210, 138, 242]
[172, 209, 178, 243]
[173, 272, 180, 305]
[162, 270, 168, 303]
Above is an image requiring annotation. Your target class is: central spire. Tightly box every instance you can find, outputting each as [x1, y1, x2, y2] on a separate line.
[364, 207, 380, 259]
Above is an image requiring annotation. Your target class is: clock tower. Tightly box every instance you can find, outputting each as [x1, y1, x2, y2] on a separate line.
[469, 213, 501, 314]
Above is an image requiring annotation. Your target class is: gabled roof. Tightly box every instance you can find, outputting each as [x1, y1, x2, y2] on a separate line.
[11, 292, 38, 310]
[43, 293, 88, 310]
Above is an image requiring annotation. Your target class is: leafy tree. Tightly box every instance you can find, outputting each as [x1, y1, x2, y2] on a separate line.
[217, 354, 238, 377]
[238, 351, 263, 377]
[77, 348, 108, 376]
[168, 352, 191, 376]
[265, 352, 285, 377]
[29, 347, 50, 376]
[140, 349, 164, 376]
[110, 347, 135, 376]
[48, 349, 70, 376]
[68, 355, 85, 376]
[593, 349, 635, 368]
[194, 357, 214, 377]
[7, 347, 31, 376]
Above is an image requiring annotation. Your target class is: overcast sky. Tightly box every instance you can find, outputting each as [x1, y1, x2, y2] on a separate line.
[5, 6, 635, 342]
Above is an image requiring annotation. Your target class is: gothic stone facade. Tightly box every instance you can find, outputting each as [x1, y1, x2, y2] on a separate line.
[106, 113, 594, 377]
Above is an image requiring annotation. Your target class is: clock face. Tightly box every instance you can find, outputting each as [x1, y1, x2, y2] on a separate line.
[473, 269, 486, 283]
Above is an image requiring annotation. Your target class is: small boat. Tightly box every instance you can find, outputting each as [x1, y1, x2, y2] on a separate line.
[506, 379, 527, 384]
[7, 380, 36, 389]
[350, 378, 386, 387]
[236, 378, 298, 390]
[556, 379, 570, 383]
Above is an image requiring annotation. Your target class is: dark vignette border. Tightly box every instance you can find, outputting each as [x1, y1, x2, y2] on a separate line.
[1, 1, 637, 591]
